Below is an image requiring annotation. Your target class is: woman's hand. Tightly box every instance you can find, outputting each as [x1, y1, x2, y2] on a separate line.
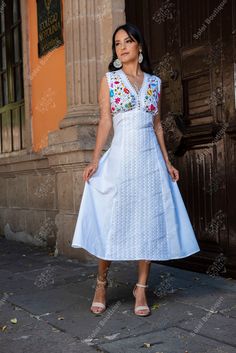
[165, 161, 179, 182]
[83, 160, 99, 182]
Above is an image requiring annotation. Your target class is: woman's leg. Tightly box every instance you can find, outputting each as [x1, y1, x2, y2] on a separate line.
[91, 259, 111, 311]
[97, 259, 111, 281]
[137, 260, 151, 284]
[134, 260, 151, 311]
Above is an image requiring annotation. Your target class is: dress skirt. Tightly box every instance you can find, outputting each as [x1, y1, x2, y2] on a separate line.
[71, 108, 201, 260]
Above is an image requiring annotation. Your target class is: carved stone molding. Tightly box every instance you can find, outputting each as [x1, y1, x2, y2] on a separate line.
[62, 0, 125, 124]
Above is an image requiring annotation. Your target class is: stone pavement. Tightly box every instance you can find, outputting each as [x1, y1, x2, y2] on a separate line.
[0, 237, 236, 353]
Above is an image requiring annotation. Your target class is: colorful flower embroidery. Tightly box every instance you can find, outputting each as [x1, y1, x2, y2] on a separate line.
[106, 71, 161, 116]
[144, 76, 161, 115]
[148, 104, 156, 111]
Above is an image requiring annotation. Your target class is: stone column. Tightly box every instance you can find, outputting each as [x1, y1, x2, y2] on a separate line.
[60, 0, 126, 128]
[43, 0, 126, 259]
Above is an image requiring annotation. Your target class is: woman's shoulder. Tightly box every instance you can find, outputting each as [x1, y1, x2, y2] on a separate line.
[105, 69, 121, 74]
[105, 70, 120, 77]
[147, 73, 162, 93]
[104, 70, 120, 82]
[148, 72, 161, 83]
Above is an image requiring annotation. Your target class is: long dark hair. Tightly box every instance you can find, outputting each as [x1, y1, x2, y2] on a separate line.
[108, 23, 153, 74]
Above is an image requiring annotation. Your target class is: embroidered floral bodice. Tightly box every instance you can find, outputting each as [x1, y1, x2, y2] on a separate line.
[105, 69, 161, 116]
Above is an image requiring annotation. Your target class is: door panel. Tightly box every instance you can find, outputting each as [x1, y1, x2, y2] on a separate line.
[125, 0, 236, 277]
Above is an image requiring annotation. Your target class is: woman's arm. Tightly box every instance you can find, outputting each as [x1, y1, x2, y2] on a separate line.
[153, 84, 171, 165]
[83, 75, 112, 182]
[153, 84, 179, 182]
[91, 75, 113, 163]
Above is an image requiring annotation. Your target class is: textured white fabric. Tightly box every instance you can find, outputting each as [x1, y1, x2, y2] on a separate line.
[71, 70, 201, 261]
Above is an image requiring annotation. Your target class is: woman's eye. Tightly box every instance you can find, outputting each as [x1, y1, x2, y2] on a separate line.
[115, 39, 132, 46]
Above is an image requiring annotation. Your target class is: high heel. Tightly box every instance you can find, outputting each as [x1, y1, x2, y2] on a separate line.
[90, 276, 108, 314]
[133, 283, 151, 316]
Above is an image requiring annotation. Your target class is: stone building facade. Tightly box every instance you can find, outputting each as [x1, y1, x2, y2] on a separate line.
[0, 0, 125, 261]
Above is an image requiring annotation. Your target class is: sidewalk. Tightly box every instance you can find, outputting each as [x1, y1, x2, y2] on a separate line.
[0, 237, 236, 353]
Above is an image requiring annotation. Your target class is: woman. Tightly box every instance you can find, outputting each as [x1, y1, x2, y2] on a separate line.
[71, 23, 200, 317]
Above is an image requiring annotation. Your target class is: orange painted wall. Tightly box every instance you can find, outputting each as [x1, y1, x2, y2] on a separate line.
[28, 0, 67, 151]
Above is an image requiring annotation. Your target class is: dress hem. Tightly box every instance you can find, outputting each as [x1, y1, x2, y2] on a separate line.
[71, 244, 201, 261]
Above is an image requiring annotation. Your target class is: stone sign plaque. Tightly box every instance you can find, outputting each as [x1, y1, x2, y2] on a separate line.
[37, 0, 63, 57]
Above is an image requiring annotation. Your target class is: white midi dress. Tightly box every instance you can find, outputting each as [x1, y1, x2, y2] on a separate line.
[71, 68, 201, 261]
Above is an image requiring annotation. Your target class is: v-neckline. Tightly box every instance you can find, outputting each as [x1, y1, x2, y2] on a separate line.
[118, 68, 148, 96]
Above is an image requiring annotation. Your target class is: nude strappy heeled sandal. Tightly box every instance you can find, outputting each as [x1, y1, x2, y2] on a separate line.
[133, 283, 151, 316]
[90, 276, 108, 314]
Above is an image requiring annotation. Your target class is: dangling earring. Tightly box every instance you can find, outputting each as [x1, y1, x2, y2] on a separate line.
[138, 49, 143, 64]
[113, 58, 122, 68]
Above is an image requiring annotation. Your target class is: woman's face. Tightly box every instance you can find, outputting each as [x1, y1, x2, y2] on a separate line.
[114, 29, 140, 64]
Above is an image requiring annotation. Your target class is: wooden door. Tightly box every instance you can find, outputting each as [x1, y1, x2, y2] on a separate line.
[125, 0, 236, 278]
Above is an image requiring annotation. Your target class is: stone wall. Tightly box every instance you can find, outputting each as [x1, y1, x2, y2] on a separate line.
[0, 155, 57, 248]
[0, 0, 126, 262]
[0, 127, 112, 261]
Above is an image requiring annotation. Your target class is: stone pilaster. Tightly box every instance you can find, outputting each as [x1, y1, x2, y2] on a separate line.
[43, 0, 126, 259]
[60, 0, 126, 128]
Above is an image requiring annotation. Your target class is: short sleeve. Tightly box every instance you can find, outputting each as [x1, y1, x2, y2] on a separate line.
[155, 76, 161, 96]
[153, 75, 161, 116]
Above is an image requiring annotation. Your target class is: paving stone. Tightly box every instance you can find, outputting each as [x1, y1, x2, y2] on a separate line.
[100, 327, 236, 353]
[0, 302, 99, 353]
[1, 238, 236, 353]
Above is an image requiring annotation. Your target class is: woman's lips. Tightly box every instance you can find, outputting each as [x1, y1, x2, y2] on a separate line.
[121, 52, 129, 56]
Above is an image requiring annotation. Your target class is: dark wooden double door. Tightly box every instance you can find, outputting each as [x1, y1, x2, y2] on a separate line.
[125, 0, 236, 278]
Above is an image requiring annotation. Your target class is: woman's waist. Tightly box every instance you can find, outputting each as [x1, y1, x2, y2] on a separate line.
[111, 127, 156, 145]
[112, 107, 154, 119]
[113, 123, 155, 135]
